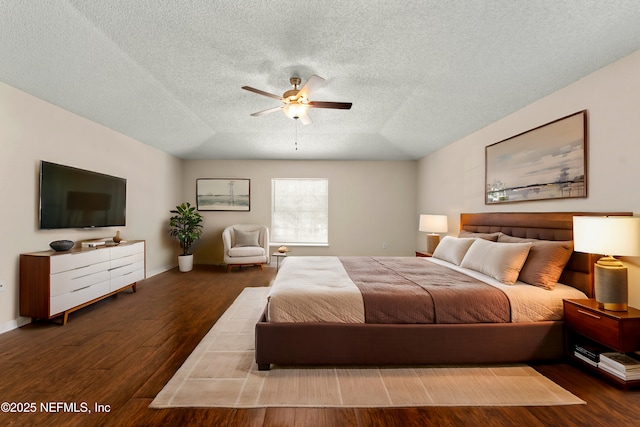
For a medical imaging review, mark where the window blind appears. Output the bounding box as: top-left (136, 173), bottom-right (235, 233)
top-left (271, 178), bottom-right (328, 245)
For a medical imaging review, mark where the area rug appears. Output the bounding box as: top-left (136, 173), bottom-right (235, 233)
top-left (150, 287), bottom-right (585, 408)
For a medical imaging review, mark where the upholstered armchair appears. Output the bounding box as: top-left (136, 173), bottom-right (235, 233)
top-left (222, 225), bottom-right (270, 272)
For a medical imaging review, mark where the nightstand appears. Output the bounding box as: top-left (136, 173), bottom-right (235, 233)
top-left (563, 299), bottom-right (640, 389)
top-left (415, 251), bottom-right (432, 257)
top-left (272, 252), bottom-right (288, 271)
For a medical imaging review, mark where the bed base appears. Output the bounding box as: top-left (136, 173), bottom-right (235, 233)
top-left (255, 311), bottom-right (563, 370)
top-left (256, 212), bottom-right (631, 370)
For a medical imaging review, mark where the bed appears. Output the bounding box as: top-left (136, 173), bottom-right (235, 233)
top-left (255, 212), bottom-right (629, 370)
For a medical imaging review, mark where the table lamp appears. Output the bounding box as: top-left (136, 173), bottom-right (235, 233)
top-left (419, 214), bottom-right (448, 254)
top-left (573, 216), bottom-right (640, 311)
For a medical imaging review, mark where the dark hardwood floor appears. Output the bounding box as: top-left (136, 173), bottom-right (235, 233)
top-left (1, 265), bottom-right (639, 426)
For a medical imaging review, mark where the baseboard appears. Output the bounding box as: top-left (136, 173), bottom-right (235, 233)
top-left (0, 316), bottom-right (31, 335)
top-left (146, 264), bottom-right (175, 278)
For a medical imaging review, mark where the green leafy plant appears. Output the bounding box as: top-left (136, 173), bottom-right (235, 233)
top-left (169, 202), bottom-right (203, 256)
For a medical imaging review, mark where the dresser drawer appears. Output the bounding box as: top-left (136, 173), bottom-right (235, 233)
top-left (110, 265), bottom-right (144, 291)
top-left (110, 260), bottom-right (144, 279)
top-left (50, 261), bottom-right (111, 297)
top-left (50, 280), bottom-right (111, 315)
top-left (110, 242), bottom-right (144, 259)
top-left (50, 250), bottom-right (110, 274)
top-left (564, 302), bottom-right (621, 349)
top-left (110, 251), bottom-right (144, 270)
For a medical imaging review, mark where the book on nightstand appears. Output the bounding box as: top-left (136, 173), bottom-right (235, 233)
top-left (598, 352), bottom-right (640, 380)
top-left (573, 343), bottom-right (604, 366)
top-left (574, 352), bottom-right (598, 367)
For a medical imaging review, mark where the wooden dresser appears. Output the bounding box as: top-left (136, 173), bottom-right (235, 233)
top-left (20, 241), bottom-right (145, 325)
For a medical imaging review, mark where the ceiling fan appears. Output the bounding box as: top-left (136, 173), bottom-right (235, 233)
top-left (241, 75), bottom-right (352, 125)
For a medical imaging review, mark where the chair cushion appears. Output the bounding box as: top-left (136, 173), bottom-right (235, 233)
top-left (234, 228), bottom-right (260, 247)
top-left (228, 246), bottom-right (266, 257)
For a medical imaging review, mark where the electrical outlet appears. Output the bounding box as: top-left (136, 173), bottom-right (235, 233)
top-left (0, 279), bottom-right (5, 292)
top-left (382, 243), bottom-right (388, 249)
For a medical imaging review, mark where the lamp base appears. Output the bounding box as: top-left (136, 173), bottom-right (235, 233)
top-left (600, 302), bottom-right (628, 311)
top-left (426, 234), bottom-right (440, 254)
top-left (594, 258), bottom-right (628, 312)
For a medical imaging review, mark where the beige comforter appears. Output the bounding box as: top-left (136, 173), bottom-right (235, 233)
top-left (266, 256), bottom-right (587, 323)
top-left (267, 256), bottom-right (365, 323)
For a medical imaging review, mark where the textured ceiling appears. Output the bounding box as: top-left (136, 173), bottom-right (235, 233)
top-left (2, 1), bottom-right (640, 160)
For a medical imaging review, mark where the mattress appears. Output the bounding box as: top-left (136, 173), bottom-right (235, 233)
top-left (266, 256), bottom-right (587, 323)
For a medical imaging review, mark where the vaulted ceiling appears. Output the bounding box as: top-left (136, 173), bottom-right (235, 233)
top-left (2, 1), bottom-right (640, 160)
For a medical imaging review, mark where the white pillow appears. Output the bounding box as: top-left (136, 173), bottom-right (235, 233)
top-left (432, 236), bottom-right (476, 265)
top-left (460, 239), bottom-right (532, 285)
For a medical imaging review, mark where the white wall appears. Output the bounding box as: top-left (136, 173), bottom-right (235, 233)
top-left (417, 49), bottom-right (640, 307)
top-left (0, 82), bottom-right (183, 332)
top-left (182, 160), bottom-right (418, 264)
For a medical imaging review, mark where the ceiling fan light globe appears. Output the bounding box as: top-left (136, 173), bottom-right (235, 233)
top-left (283, 103), bottom-right (308, 120)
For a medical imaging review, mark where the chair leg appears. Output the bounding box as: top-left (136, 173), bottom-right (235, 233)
top-left (227, 264), bottom-right (266, 272)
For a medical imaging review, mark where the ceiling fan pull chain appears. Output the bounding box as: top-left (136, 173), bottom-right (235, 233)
top-left (295, 120), bottom-right (298, 151)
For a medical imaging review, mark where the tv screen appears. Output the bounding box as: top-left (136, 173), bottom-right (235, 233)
top-left (39, 161), bottom-right (126, 229)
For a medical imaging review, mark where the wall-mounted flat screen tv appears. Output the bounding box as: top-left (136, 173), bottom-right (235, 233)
top-left (39, 161), bottom-right (126, 229)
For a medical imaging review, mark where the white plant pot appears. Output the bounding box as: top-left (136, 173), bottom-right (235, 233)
top-left (178, 254), bottom-right (193, 272)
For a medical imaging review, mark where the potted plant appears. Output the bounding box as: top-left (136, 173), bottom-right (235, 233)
top-left (169, 202), bottom-right (203, 272)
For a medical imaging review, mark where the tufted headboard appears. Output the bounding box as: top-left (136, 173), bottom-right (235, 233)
top-left (459, 212), bottom-right (632, 298)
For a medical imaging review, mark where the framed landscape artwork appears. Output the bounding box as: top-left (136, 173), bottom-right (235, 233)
top-left (485, 110), bottom-right (587, 204)
top-left (196, 178), bottom-right (250, 211)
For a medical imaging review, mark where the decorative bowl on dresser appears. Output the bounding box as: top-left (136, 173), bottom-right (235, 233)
top-left (49, 240), bottom-right (74, 251)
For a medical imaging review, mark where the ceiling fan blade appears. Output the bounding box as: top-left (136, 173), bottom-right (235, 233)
top-left (297, 75), bottom-right (325, 100)
top-left (242, 86), bottom-right (283, 101)
top-left (299, 113), bottom-right (312, 126)
top-left (250, 106), bottom-right (283, 117)
top-left (308, 101), bottom-right (352, 110)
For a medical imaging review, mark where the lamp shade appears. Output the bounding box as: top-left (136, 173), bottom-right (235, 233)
top-left (573, 216), bottom-right (640, 256)
top-left (419, 214), bottom-right (448, 233)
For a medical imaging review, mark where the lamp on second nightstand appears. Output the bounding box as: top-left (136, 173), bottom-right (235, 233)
top-left (573, 216), bottom-right (640, 311)
top-left (419, 214), bottom-right (448, 254)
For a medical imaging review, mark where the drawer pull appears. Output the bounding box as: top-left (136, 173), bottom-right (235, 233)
top-left (71, 285), bottom-right (91, 293)
top-left (577, 309), bottom-right (601, 320)
top-left (109, 263), bottom-right (132, 271)
top-left (71, 272), bottom-right (98, 280)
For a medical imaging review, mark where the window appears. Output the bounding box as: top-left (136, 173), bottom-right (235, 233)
top-left (271, 178), bottom-right (328, 245)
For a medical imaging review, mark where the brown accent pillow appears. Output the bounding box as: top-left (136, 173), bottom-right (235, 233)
top-left (497, 234), bottom-right (573, 290)
top-left (458, 230), bottom-right (500, 241)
